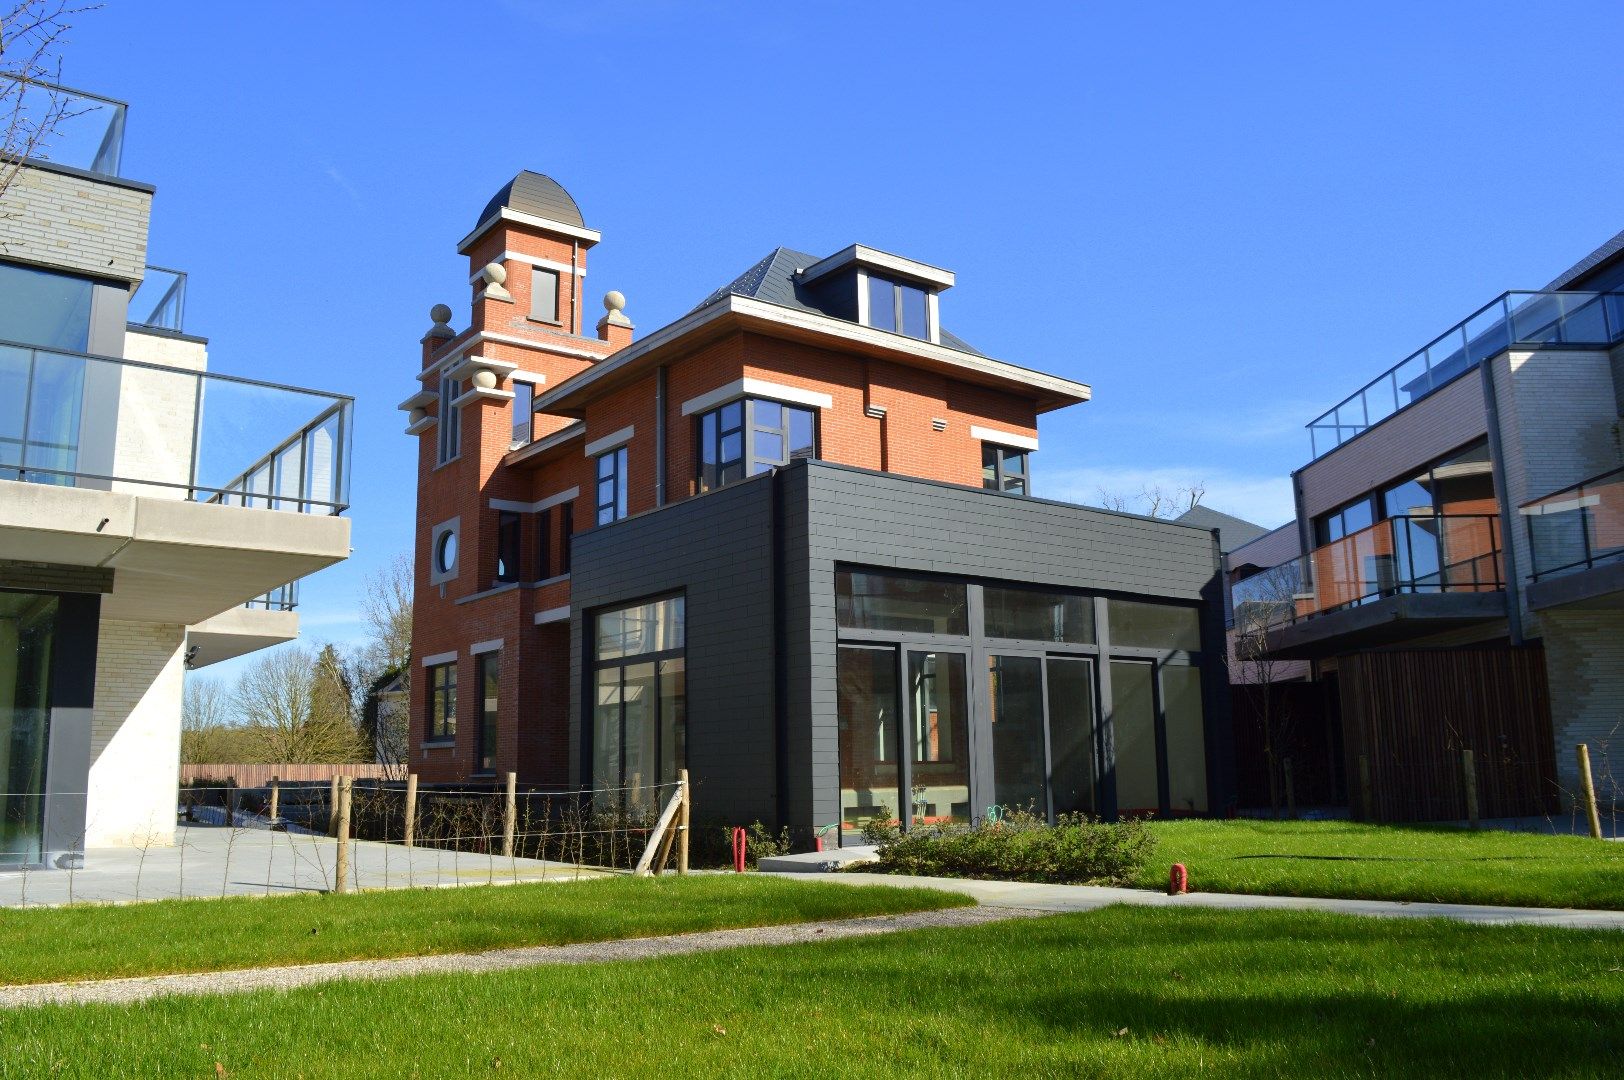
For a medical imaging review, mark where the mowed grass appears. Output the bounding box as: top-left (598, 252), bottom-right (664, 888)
top-left (4, 907), bottom-right (1621, 1078)
top-left (1141, 819), bottom-right (1624, 909)
top-left (0, 875), bottom-right (967, 987)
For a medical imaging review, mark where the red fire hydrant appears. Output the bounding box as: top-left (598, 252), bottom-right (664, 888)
top-left (1168, 862), bottom-right (1189, 896)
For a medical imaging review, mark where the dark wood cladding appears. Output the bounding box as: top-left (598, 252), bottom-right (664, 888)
top-left (1299, 373), bottom-right (1488, 520)
top-left (1340, 646), bottom-right (1556, 822)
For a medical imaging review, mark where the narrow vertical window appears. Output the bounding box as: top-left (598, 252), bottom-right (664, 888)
top-left (537, 506), bottom-right (552, 580)
top-left (427, 662), bottom-right (457, 740)
top-left (596, 447), bottom-right (629, 524)
top-left (560, 501), bottom-right (574, 573)
top-left (496, 511), bottom-right (521, 583)
top-left (476, 652), bottom-right (500, 774)
top-left (511, 381), bottom-right (534, 445)
top-left (437, 375), bottom-right (462, 464)
top-left (531, 266), bottom-right (559, 323)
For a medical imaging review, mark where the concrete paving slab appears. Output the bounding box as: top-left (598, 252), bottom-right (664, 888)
top-left (0, 823), bottom-right (611, 908)
top-left (790, 872), bottom-right (1624, 931)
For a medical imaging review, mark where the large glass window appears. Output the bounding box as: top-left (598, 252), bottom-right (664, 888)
top-left (697, 397), bottom-right (816, 492)
top-left (593, 595), bottom-right (685, 811)
top-left (838, 646), bottom-right (901, 839)
top-left (0, 264), bottom-right (93, 352)
top-left (836, 570), bottom-right (968, 635)
top-left (1162, 665), bottom-right (1207, 815)
top-left (1046, 657), bottom-right (1097, 816)
top-left (1314, 496), bottom-right (1374, 545)
top-left (1110, 661), bottom-right (1160, 816)
top-left (981, 444), bottom-right (1030, 495)
top-left (0, 346), bottom-right (86, 484)
top-left (1108, 599), bottom-right (1201, 652)
top-left (1, 592), bottom-right (56, 867)
top-left (496, 511), bottom-right (521, 583)
top-left (596, 446), bottom-right (628, 524)
top-left (476, 652), bottom-right (499, 774)
top-left (427, 662), bottom-right (456, 741)
top-left (984, 587), bottom-right (1093, 644)
top-left (865, 273), bottom-right (931, 341)
top-left (908, 650), bottom-right (970, 824)
top-left (987, 655), bottom-right (1046, 815)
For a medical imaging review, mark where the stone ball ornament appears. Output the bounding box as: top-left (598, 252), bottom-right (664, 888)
top-left (472, 368), bottom-right (499, 390)
top-left (604, 289), bottom-right (626, 312)
top-left (430, 303), bottom-right (452, 324)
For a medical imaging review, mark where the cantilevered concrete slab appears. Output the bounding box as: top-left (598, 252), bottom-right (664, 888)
top-left (0, 482), bottom-right (349, 625)
top-left (1262, 591), bottom-right (1507, 660)
top-left (186, 606), bottom-right (301, 668)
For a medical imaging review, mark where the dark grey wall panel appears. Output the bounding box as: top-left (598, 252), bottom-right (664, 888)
top-left (568, 475), bottom-right (779, 828)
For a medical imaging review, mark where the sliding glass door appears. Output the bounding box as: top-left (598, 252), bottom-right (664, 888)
top-left (906, 650), bottom-right (971, 825)
top-left (837, 645), bottom-right (901, 841)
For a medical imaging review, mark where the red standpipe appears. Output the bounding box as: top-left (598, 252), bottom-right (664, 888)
top-left (1168, 863), bottom-right (1189, 895)
top-left (732, 826), bottom-right (747, 873)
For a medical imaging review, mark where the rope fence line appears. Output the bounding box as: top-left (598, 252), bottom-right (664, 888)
top-left (1, 773), bottom-right (692, 908)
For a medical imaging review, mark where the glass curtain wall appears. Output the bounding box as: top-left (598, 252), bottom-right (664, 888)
top-left (1, 592), bottom-right (57, 867)
top-left (835, 571), bottom-right (1206, 835)
top-left (592, 596), bottom-right (685, 812)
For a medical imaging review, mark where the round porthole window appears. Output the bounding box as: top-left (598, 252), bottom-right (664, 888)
top-left (435, 530), bottom-right (458, 574)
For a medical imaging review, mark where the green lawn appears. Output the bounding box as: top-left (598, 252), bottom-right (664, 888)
top-left (3, 907), bottom-right (1620, 1078)
top-left (1141, 819), bottom-right (1624, 909)
top-left (0, 876), bottom-right (966, 987)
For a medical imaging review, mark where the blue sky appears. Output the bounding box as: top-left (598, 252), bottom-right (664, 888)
top-left (64, 1), bottom-right (1624, 672)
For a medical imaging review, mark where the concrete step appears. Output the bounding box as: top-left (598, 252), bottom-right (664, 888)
top-left (757, 846), bottom-right (878, 873)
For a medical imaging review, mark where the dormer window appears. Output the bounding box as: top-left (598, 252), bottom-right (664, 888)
top-left (865, 273), bottom-right (930, 340)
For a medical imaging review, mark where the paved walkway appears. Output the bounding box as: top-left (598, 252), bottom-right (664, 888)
top-left (0, 905), bottom-right (1034, 1009)
top-left (799, 872), bottom-right (1624, 930)
top-left (0, 824), bottom-right (609, 908)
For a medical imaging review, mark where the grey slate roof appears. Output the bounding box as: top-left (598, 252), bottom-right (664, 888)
top-left (1544, 226), bottom-right (1624, 291)
top-left (692, 246), bottom-right (984, 357)
top-left (1174, 504), bottom-right (1270, 554)
top-left (479, 171), bottom-right (586, 231)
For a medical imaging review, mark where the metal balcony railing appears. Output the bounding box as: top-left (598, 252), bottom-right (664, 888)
top-left (128, 266), bottom-right (187, 333)
top-left (0, 76), bottom-right (126, 178)
top-left (246, 580), bottom-right (299, 611)
top-left (1521, 465), bottom-right (1624, 581)
top-left (1231, 514), bottom-right (1503, 629)
top-left (0, 338), bottom-right (352, 514)
top-left (1307, 291), bottom-right (1624, 461)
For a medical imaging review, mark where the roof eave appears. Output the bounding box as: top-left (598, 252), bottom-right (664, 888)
top-left (457, 207), bottom-right (603, 255)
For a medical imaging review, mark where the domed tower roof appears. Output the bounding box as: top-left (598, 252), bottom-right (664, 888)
top-left (477, 171), bottom-right (585, 231)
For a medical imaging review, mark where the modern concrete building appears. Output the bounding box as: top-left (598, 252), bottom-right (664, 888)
top-left (1225, 229), bottom-right (1624, 820)
top-left (0, 81), bottom-right (353, 867)
top-left (403, 172), bottom-right (1231, 842)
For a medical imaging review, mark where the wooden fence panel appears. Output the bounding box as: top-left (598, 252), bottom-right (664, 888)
top-left (1340, 646), bottom-right (1556, 822)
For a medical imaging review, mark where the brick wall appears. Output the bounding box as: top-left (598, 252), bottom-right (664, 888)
top-left (85, 619), bottom-right (185, 847)
top-left (1541, 608), bottom-right (1624, 811)
top-left (0, 164), bottom-right (151, 283)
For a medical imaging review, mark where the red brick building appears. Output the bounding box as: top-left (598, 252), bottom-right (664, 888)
top-left (402, 172), bottom-right (1230, 839)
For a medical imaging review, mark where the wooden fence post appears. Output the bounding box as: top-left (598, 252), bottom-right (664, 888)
top-left (502, 772), bottom-right (517, 859)
top-left (1359, 755), bottom-right (1374, 822)
top-left (678, 769), bottom-right (691, 876)
top-left (1577, 743), bottom-right (1604, 840)
top-left (334, 776), bottom-right (353, 894)
top-left (1462, 748), bottom-right (1479, 829)
top-left (328, 775), bottom-right (341, 837)
top-left (403, 773), bottom-right (418, 848)
top-left (1282, 758), bottom-right (1296, 820)
top-left (268, 779), bottom-right (280, 823)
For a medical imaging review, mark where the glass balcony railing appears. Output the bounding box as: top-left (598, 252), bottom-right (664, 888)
top-left (0, 338), bottom-right (352, 514)
top-left (128, 266), bottom-right (187, 333)
top-left (1521, 466), bottom-right (1624, 581)
top-left (246, 580), bottom-right (300, 611)
top-left (0, 76), bottom-right (126, 178)
top-left (1232, 514), bottom-right (1503, 630)
top-left (1308, 291), bottom-right (1624, 461)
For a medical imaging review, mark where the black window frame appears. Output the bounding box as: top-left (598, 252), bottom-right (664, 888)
top-left (436, 375), bottom-right (461, 465)
top-left (596, 447), bottom-right (629, 525)
top-left (426, 661), bottom-right (457, 741)
top-left (696, 397), bottom-right (817, 493)
top-left (981, 443), bottom-right (1030, 495)
top-left (537, 506), bottom-right (552, 581)
top-left (589, 593), bottom-right (686, 809)
top-left (560, 501), bottom-right (574, 573)
top-left (511, 381), bottom-right (535, 446)
top-left (475, 651), bottom-right (499, 774)
top-left (495, 510), bottom-right (522, 583)
top-left (864, 273), bottom-right (931, 341)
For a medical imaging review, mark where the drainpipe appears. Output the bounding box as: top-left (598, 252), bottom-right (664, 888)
top-left (655, 365), bottom-right (668, 507)
top-left (570, 241), bottom-right (580, 334)
top-left (1478, 357), bottom-right (1525, 645)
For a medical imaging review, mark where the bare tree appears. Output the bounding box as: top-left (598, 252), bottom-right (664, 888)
top-left (233, 646), bottom-right (369, 764)
top-left (356, 553), bottom-right (412, 774)
top-left (180, 677), bottom-right (239, 764)
top-left (1231, 561), bottom-right (1301, 817)
top-left (1, 2), bottom-right (101, 203)
top-left (1095, 480), bottom-right (1208, 519)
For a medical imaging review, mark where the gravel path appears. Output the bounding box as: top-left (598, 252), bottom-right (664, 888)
top-left (0, 904), bottom-right (1041, 1009)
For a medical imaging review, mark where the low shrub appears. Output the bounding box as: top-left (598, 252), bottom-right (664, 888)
top-left (865, 810), bottom-right (1155, 885)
